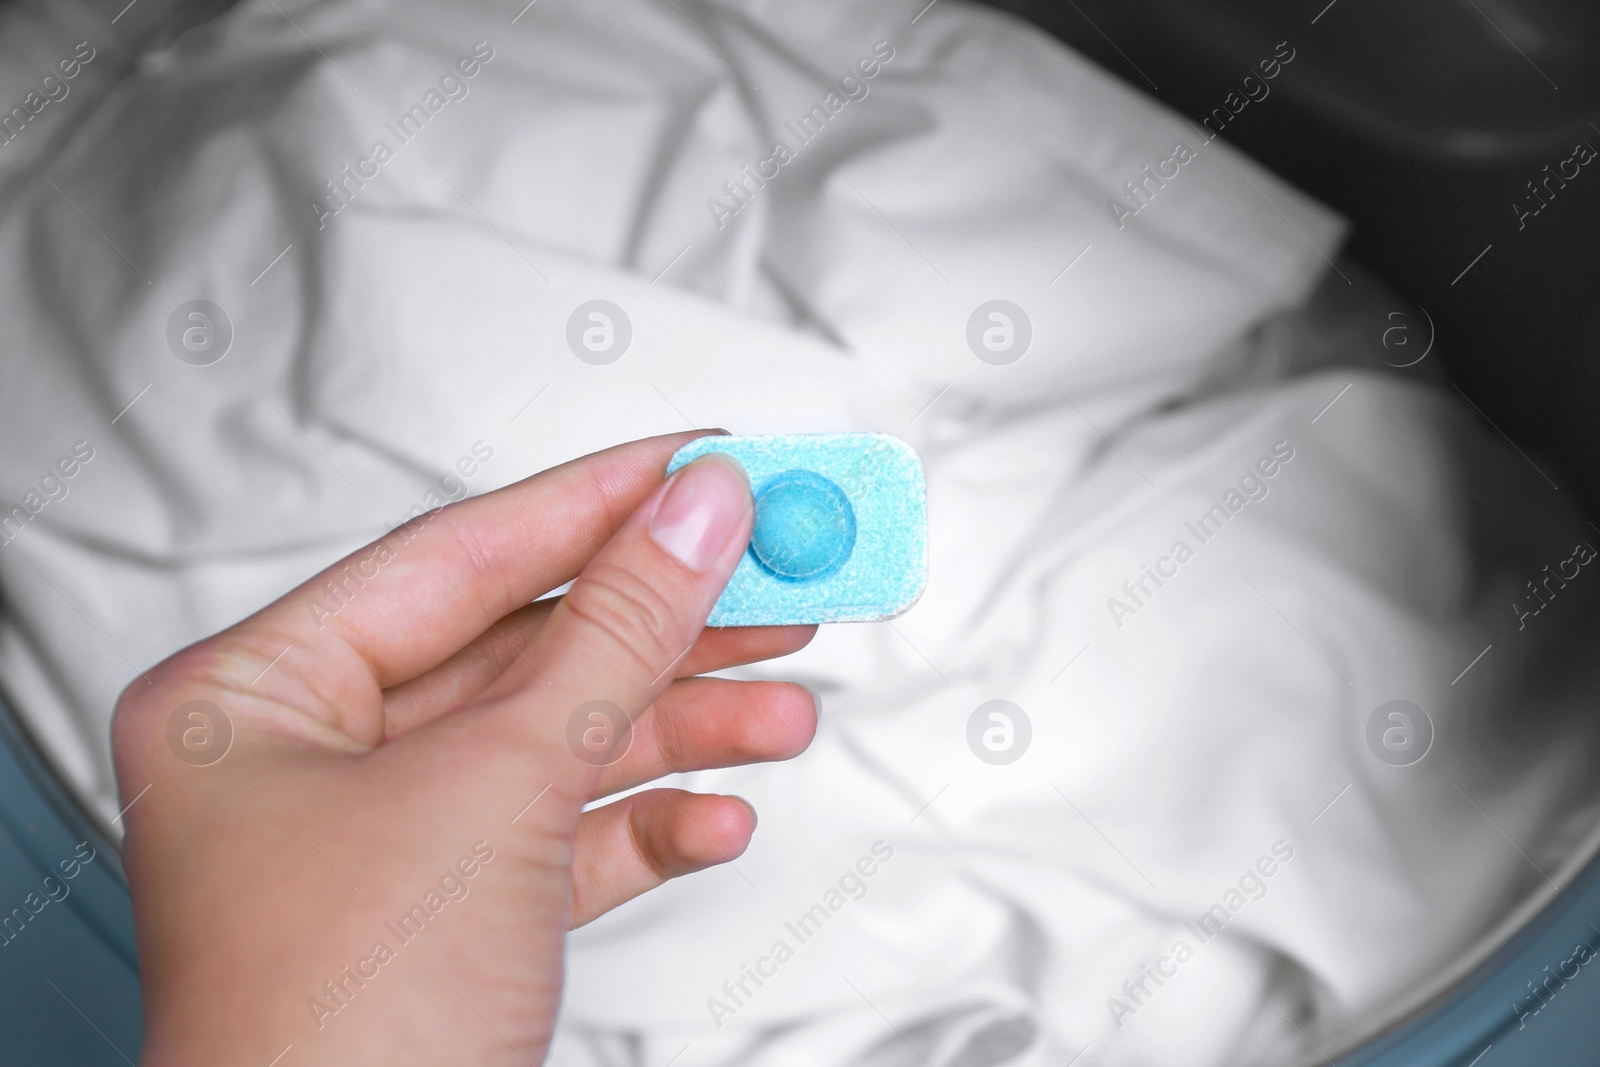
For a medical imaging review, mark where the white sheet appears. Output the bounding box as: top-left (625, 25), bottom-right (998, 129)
top-left (3, 1), bottom-right (1600, 1063)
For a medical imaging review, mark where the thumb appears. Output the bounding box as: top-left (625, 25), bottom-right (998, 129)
top-left (483, 453), bottom-right (754, 762)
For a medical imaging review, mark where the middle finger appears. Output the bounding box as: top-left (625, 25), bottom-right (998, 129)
top-left (590, 676), bottom-right (817, 799)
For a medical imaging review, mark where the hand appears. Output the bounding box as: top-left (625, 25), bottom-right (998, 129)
top-left (113, 432), bottom-right (818, 1065)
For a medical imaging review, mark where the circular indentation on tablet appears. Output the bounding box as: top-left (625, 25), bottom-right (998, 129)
top-left (750, 470), bottom-right (856, 582)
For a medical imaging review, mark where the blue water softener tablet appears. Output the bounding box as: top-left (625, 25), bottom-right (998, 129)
top-left (665, 433), bottom-right (928, 626)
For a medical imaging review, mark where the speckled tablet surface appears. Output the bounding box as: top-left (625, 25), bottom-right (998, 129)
top-left (666, 434), bottom-right (928, 626)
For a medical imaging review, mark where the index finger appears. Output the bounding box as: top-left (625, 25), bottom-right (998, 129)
top-left (480, 454), bottom-right (755, 751)
top-left (239, 431), bottom-right (716, 705)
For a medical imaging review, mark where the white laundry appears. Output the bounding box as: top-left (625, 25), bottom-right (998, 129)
top-left (2, 1), bottom-right (1599, 1064)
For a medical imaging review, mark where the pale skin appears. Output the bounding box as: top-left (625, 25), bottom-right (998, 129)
top-left (113, 432), bottom-right (818, 1065)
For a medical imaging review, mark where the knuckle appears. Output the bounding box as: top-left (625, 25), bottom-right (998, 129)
top-left (442, 514), bottom-right (511, 606)
top-left (110, 680), bottom-right (156, 762)
top-left (109, 644), bottom-right (222, 768)
top-left (564, 560), bottom-right (686, 674)
top-left (577, 458), bottom-right (633, 539)
top-left (651, 694), bottom-right (692, 769)
top-left (626, 796), bottom-right (671, 882)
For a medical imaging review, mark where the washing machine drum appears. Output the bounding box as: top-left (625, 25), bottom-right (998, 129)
top-left (3, 0), bottom-right (1600, 1065)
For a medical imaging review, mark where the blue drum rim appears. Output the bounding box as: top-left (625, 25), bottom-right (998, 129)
top-left (0, 684), bottom-right (135, 971)
top-left (4, 680), bottom-right (1600, 1064)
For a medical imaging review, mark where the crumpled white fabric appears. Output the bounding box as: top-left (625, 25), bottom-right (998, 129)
top-left (3, 0), bottom-right (1600, 1064)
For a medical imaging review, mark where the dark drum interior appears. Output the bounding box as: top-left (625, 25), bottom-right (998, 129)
top-left (987, 0), bottom-right (1600, 516)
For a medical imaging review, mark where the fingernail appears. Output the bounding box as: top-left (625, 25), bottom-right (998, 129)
top-left (798, 683), bottom-right (822, 720)
top-left (649, 455), bottom-right (750, 571)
